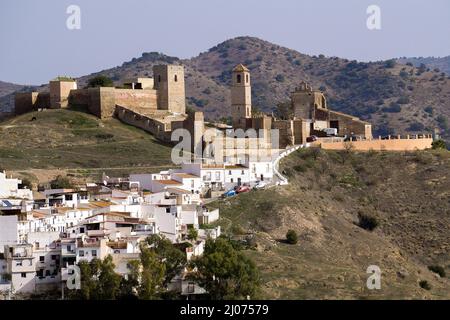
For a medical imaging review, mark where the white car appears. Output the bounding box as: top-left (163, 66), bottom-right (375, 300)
top-left (254, 181), bottom-right (267, 190)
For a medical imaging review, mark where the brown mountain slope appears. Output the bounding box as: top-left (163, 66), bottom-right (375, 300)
top-left (0, 80), bottom-right (25, 98)
top-left (398, 56), bottom-right (450, 75)
top-left (185, 37), bottom-right (450, 139)
top-left (209, 148), bottom-right (450, 299)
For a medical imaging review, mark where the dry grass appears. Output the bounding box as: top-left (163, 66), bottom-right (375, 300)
top-left (209, 148), bottom-right (450, 299)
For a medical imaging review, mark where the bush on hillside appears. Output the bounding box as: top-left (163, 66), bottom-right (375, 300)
top-left (431, 139), bottom-right (446, 150)
top-left (87, 75), bottom-right (114, 88)
top-left (357, 212), bottom-right (379, 231)
top-left (419, 280), bottom-right (431, 290)
top-left (50, 175), bottom-right (74, 189)
top-left (428, 265), bottom-right (446, 278)
top-left (286, 230), bottom-right (298, 244)
top-left (384, 59), bottom-right (396, 68)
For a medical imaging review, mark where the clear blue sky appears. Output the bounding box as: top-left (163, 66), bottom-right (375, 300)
top-left (1, 0), bottom-right (449, 85)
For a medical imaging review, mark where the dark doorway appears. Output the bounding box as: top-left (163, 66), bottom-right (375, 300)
top-left (330, 120), bottom-right (339, 130)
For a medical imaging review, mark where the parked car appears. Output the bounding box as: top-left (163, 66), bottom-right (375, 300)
top-left (306, 135), bottom-right (318, 142)
top-left (236, 185), bottom-right (250, 193)
top-left (253, 181), bottom-right (267, 190)
top-left (222, 189), bottom-right (237, 197)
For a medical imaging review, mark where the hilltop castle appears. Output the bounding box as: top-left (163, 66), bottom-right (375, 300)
top-left (15, 63), bottom-right (375, 155)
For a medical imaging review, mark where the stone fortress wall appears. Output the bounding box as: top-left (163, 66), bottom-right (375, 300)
top-left (14, 63), bottom-right (432, 153)
top-left (14, 65), bottom-right (185, 120)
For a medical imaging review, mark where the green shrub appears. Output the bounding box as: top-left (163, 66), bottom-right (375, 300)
top-left (50, 175), bottom-right (74, 189)
top-left (428, 265), bottom-right (446, 278)
top-left (424, 106), bottom-right (434, 115)
top-left (407, 122), bottom-right (425, 132)
top-left (432, 139), bottom-right (446, 150)
top-left (384, 59), bottom-right (396, 68)
top-left (293, 165), bottom-right (306, 173)
top-left (357, 213), bottom-right (379, 231)
top-left (397, 96), bottom-right (410, 104)
top-left (286, 230), bottom-right (298, 244)
top-left (275, 74), bottom-right (285, 82)
top-left (419, 280), bottom-right (431, 290)
top-left (87, 75), bottom-right (113, 88)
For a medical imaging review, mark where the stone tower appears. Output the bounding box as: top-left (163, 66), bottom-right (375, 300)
top-left (153, 65), bottom-right (186, 114)
top-left (49, 78), bottom-right (77, 109)
top-left (231, 64), bottom-right (252, 129)
top-left (292, 81), bottom-right (327, 120)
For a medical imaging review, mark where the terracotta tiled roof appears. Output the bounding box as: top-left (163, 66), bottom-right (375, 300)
top-left (155, 180), bottom-right (183, 185)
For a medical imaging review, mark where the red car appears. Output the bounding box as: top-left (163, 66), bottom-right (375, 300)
top-left (236, 185), bottom-right (250, 193)
top-left (306, 135), bottom-right (318, 142)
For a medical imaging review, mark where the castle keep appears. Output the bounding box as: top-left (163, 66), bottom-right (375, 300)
top-left (15, 65), bottom-right (186, 119)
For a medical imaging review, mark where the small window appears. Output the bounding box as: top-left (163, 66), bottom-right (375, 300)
top-left (215, 172), bottom-right (220, 180)
top-left (166, 207), bottom-right (171, 213)
top-left (39, 256), bottom-right (45, 262)
top-left (241, 170), bottom-right (245, 175)
top-left (92, 250), bottom-right (97, 257)
top-left (21, 272), bottom-right (26, 278)
top-left (237, 74), bottom-right (241, 83)
top-left (79, 250), bottom-right (84, 257)
top-left (228, 170), bottom-right (232, 175)
top-left (158, 75), bottom-right (161, 82)
top-left (174, 74), bottom-right (178, 82)
top-left (246, 74), bottom-right (249, 83)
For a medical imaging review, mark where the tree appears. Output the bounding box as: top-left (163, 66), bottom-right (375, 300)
top-left (50, 175), bottom-right (74, 189)
top-left (432, 139), bottom-right (447, 150)
top-left (119, 259), bottom-right (140, 299)
top-left (19, 178), bottom-right (33, 190)
top-left (286, 230), bottom-right (298, 244)
top-left (384, 59), bottom-right (396, 68)
top-left (189, 238), bottom-right (260, 300)
top-left (69, 255), bottom-right (121, 300)
top-left (97, 255), bottom-right (122, 299)
top-left (87, 75), bottom-right (114, 88)
top-left (144, 234), bottom-right (186, 286)
top-left (138, 247), bottom-right (166, 300)
top-left (187, 228), bottom-right (198, 241)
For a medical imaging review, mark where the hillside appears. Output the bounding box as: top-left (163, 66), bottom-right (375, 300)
top-left (398, 56), bottom-right (450, 75)
top-left (208, 148), bottom-right (450, 299)
top-left (66, 37), bottom-right (450, 141)
top-left (0, 107), bottom-right (173, 183)
top-left (0, 80), bottom-right (25, 98)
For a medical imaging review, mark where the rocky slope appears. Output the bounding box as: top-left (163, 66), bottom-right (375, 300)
top-left (398, 56), bottom-right (450, 75)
